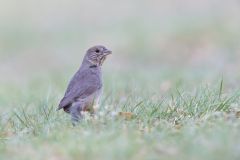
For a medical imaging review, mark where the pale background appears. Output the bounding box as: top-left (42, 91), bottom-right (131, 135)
top-left (0, 0), bottom-right (240, 85)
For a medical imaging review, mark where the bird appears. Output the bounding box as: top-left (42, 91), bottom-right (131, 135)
top-left (57, 45), bottom-right (112, 124)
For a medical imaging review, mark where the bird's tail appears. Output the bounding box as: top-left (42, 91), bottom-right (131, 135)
top-left (56, 105), bottom-right (70, 114)
top-left (56, 106), bottom-right (61, 111)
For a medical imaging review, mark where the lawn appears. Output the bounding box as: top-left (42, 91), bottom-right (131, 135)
top-left (0, 66), bottom-right (240, 160)
top-left (0, 0), bottom-right (240, 159)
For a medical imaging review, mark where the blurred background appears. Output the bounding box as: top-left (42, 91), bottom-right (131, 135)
top-left (0, 0), bottom-right (240, 90)
top-left (1, 1), bottom-right (240, 159)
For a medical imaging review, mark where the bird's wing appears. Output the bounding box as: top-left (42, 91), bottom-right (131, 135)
top-left (58, 70), bottom-right (101, 110)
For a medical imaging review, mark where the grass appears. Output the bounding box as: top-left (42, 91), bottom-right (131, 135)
top-left (0, 1), bottom-right (240, 159)
top-left (0, 70), bottom-right (240, 160)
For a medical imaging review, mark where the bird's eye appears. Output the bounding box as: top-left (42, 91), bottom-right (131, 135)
top-left (95, 49), bottom-right (100, 53)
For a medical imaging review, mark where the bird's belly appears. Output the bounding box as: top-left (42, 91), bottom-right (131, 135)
top-left (81, 89), bottom-right (102, 113)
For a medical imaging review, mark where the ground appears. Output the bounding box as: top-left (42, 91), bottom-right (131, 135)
top-left (0, 67), bottom-right (240, 160)
top-left (0, 0), bottom-right (240, 160)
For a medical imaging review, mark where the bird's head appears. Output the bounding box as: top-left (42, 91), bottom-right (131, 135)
top-left (84, 45), bottom-right (112, 67)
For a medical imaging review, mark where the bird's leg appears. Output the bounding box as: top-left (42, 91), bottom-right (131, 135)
top-left (69, 102), bottom-right (83, 126)
top-left (90, 104), bottom-right (99, 117)
top-left (89, 99), bottom-right (99, 117)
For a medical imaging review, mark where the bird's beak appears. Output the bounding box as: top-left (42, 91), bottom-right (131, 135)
top-left (103, 49), bottom-right (112, 56)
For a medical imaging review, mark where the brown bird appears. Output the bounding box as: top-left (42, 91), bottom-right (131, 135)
top-left (57, 45), bottom-right (112, 124)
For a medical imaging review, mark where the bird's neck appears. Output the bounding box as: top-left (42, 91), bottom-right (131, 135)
top-left (89, 64), bottom-right (98, 68)
top-left (80, 59), bottom-right (101, 71)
